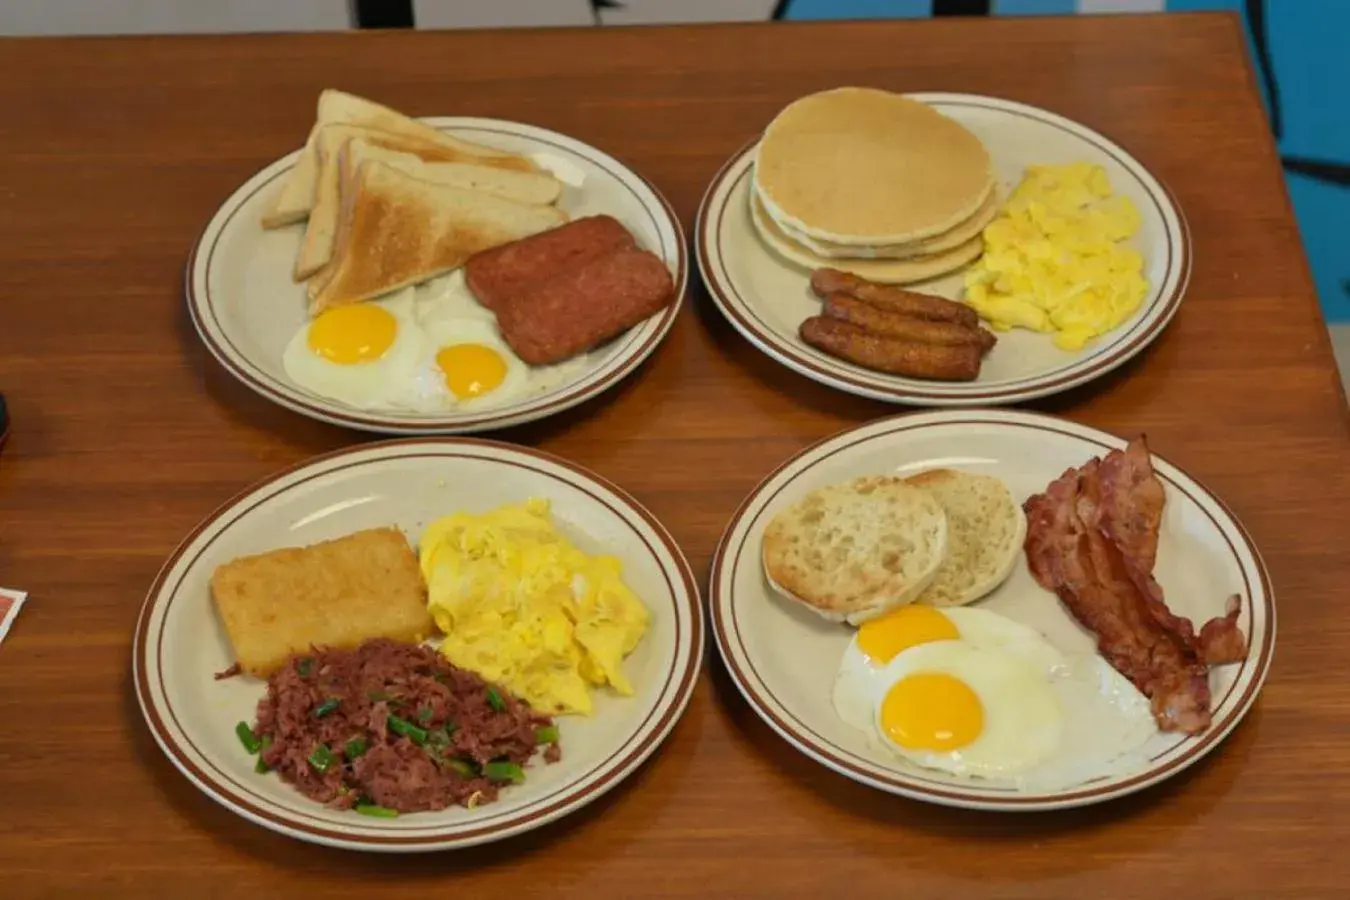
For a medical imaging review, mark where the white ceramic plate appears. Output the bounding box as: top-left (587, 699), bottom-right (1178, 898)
top-left (696, 93), bottom-right (1191, 406)
top-left (134, 439), bottom-right (703, 851)
top-left (710, 409), bottom-right (1274, 811)
top-left (188, 118), bottom-right (687, 434)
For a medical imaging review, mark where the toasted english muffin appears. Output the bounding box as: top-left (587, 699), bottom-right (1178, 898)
top-left (904, 468), bottom-right (1026, 608)
top-left (761, 475), bottom-right (948, 625)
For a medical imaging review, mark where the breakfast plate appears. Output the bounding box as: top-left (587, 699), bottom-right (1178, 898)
top-left (696, 93), bottom-right (1191, 406)
top-left (134, 439), bottom-right (703, 851)
top-left (188, 116), bottom-right (687, 434)
top-left (710, 409), bottom-right (1274, 811)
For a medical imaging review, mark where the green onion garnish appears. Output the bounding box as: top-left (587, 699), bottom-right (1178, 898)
top-left (344, 738), bottom-right (368, 759)
top-left (484, 761), bottom-right (526, 785)
top-left (486, 687), bottom-right (507, 713)
top-left (235, 721), bottom-right (263, 755)
top-left (297, 658), bottom-right (314, 677)
top-left (254, 734), bottom-right (273, 773)
top-left (417, 707), bottom-right (434, 724)
top-left (387, 714), bottom-right (428, 745)
top-left (535, 725), bottom-right (560, 745)
top-left (354, 804), bottom-right (399, 818)
top-left (308, 743), bottom-right (335, 773)
top-left (447, 758), bottom-right (479, 779)
top-left (313, 698), bottom-right (340, 719)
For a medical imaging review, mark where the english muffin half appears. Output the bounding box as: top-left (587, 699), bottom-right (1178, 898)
top-left (904, 468), bottom-right (1026, 608)
top-left (762, 475), bottom-right (948, 625)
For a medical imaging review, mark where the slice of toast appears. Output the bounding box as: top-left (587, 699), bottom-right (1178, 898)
top-left (262, 89), bottom-right (540, 230)
top-left (210, 527), bottom-right (435, 677)
top-left (761, 475), bottom-right (949, 625)
top-left (904, 469), bottom-right (1026, 608)
top-left (295, 134), bottom-right (563, 281)
top-left (307, 157), bottom-right (568, 315)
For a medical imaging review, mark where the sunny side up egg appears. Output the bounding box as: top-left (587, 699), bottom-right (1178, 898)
top-left (832, 605), bottom-right (1157, 786)
top-left (281, 287), bottom-right (425, 409)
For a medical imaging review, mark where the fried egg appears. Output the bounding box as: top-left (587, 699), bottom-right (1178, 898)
top-left (833, 604), bottom-right (1157, 785)
top-left (963, 162), bottom-right (1148, 352)
top-left (406, 317), bottom-right (532, 410)
top-left (281, 287), bottom-right (425, 409)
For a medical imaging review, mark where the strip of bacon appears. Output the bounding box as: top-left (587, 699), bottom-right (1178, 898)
top-left (1023, 436), bottom-right (1248, 735)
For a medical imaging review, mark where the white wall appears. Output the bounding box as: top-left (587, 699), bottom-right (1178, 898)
top-left (0, 0), bottom-right (353, 36)
top-left (412, 0), bottom-right (780, 29)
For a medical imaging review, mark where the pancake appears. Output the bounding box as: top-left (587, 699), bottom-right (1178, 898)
top-left (767, 181), bottom-right (1000, 261)
top-left (754, 87), bottom-right (993, 246)
top-left (749, 191), bottom-right (983, 285)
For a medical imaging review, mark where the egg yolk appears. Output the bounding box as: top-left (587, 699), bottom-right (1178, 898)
top-left (880, 672), bottom-right (984, 751)
top-left (857, 605), bottom-right (960, 665)
top-left (437, 343), bottom-right (508, 400)
top-left (307, 305), bottom-right (397, 365)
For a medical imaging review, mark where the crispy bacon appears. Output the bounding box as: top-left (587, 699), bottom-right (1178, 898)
top-left (1023, 436), bottom-right (1248, 735)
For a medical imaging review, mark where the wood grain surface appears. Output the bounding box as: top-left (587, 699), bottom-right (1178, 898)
top-left (2, 12), bottom-right (1348, 899)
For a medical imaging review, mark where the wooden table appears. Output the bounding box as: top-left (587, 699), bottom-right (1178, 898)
top-left (2, 12), bottom-right (1348, 899)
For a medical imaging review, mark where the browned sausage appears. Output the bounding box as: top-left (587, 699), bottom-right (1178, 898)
top-left (799, 316), bottom-right (982, 382)
top-left (810, 267), bottom-right (979, 329)
top-left (496, 248), bottom-right (674, 366)
top-left (822, 293), bottom-right (996, 354)
top-left (465, 215), bottom-right (636, 312)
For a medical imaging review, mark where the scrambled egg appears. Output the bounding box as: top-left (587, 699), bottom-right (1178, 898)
top-left (963, 163), bottom-right (1148, 351)
top-left (420, 498), bottom-right (650, 716)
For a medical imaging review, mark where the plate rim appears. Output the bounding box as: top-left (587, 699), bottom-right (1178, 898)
top-left (132, 437), bottom-right (705, 851)
top-left (694, 92), bottom-right (1193, 407)
top-left (186, 116), bottom-right (689, 435)
top-left (708, 408), bottom-right (1276, 812)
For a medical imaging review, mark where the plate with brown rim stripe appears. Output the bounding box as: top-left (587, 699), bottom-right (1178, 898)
top-left (133, 439), bottom-right (702, 850)
top-left (696, 93), bottom-right (1190, 407)
top-left (710, 409), bottom-right (1274, 811)
top-left (188, 117), bottom-right (687, 435)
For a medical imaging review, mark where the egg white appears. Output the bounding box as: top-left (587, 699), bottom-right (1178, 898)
top-left (281, 287), bottom-right (425, 410)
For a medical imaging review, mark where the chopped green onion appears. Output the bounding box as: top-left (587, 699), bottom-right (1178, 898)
top-left (387, 715), bottom-right (428, 745)
top-left (254, 734), bottom-right (273, 773)
top-left (447, 757), bottom-right (479, 779)
top-left (535, 725), bottom-right (560, 745)
top-left (313, 698), bottom-right (341, 719)
top-left (297, 658), bottom-right (314, 677)
top-left (367, 691), bottom-right (390, 702)
top-left (486, 687), bottom-right (507, 713)
top-left (235, 721), bottom-right (263, 755)
top-left (417, 707), bottom-right (434, 724)
top-left (355, 804), bottom-right (399, 818)
top-left (484, 761), bottom-right (526, 785)
top-left (345, 738), bottom-right (368, 759)
top-left (308, 743), bottom-right (335, 774)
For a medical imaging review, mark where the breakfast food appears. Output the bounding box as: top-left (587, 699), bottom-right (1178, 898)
top-left (904, 469), bottom-right (1026, 608)
top-left (964, 162), bottom-right (1148, 351)
top-left (297, 134), bottom-right (563, 280)
top-left (751, 87), bottom-right (995, 284)
top-left (263, 88), bottom-right (539, 229)
top-left (494, 247), bottom-right (675, 366)
top-left (800, 268), bottom-right (996, 381)
top-left (465, 215), bottom-right (636, 313)
top-left (1023, 437), bottom-right (1248, 733)
top-left (244, 639), bottom-right (559, 815)
top-left (762, 476), bottom-right (948, 625)
top-left (281, 283), bottom-right (582, 411)
top-left (420, 499), bottom-right (650, 716)
top-left (210, 528), bottom-right (433, 677)
top-left (833, 605), bottom-right (1155, 785)
top-left (308, 158), bottom-right (567, 314)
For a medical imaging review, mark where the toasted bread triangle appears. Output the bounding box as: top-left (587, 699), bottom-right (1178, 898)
top-left (306, 157), bottom-right (567, 316)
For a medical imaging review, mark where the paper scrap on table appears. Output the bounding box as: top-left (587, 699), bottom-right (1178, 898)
top-left (0, 588), bottom-right (27, 646)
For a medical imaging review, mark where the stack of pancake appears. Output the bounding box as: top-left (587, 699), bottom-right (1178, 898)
top-left (750, 87), bottom-right (997, 285)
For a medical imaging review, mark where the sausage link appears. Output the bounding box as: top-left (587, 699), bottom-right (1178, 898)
top-left (810, 267), bottom-right (979, 328)
top-left (823, 293), bottom-right (996, 354)
top-left (799, 316), bottom-right (982, 382)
